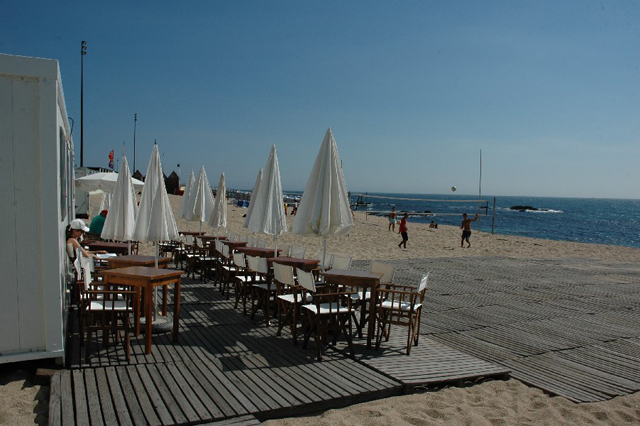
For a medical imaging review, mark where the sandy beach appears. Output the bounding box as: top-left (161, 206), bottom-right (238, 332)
top-left (2, 193), bottom-right (639, 425)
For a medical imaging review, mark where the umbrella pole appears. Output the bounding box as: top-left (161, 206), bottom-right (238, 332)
top-left (322, 237), bottom-right (327, 272)
top-left (154, 243), bottom-right (158, 320)
top-left (274, 235), bottom-right (278, 256)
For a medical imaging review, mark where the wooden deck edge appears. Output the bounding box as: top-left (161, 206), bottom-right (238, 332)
top-left (199, 414), bottom-right (262, 425)
top-left (402, 371), bottom-right (511, 394)
top-left (251, 386), bottom-right (402, 422)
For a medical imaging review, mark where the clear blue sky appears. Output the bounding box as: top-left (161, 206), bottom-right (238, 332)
top-left (3, 1), bottom-right (639, 199)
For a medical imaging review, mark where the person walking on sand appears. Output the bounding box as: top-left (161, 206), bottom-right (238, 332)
top-left (460, 213), bottom-right (479, 248)
top-left (398, 212), bottom-right (408, 249)
top-left (388, 207), bottom-right (397, 231)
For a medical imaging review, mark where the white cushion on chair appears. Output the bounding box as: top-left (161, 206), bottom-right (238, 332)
top-left (301, 302), bottom-right (353, 315)
top-left (278, 293), bottom-right (312, 304)
top-left (89, 300), bottom-right (130, 311)
top-left (380, 300), bottom-right (421, 312)
top-left (349, 290), bottom-right (372, 301)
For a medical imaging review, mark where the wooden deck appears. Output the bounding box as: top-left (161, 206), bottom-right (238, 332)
top-left (51, 265), bottom-right (508, 425)
top-left (374, 256), bottom-right (640, 403)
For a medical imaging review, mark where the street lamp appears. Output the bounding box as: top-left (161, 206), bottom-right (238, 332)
top-left (133, 113), bottom-right (137, 172)
top-left (80, 40), bottom-right (87, 167)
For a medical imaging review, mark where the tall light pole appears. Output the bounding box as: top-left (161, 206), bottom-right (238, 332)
top-left (133, 113), bottom-right (137, 172)
top-left (80, 40), bottom-right (87, 167)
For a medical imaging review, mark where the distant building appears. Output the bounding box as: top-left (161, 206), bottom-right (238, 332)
top-left (165, 171), bottom-right (180, 194)
top-left (132, 170), bottom-right (144, 182)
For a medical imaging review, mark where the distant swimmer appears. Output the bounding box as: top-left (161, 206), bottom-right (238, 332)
top-left (429, 220), bottom-right (437, 229)
top-left (388, 207), bottom-right (397, 231)
top-left (460, 213), bottom-right (478, 248)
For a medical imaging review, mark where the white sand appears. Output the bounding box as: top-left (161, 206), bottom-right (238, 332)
top-left (2, 193), bottom-right (638, 425)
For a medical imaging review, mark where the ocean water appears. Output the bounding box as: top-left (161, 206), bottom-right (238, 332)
top-left (347, 193), bottom-right (640, 249)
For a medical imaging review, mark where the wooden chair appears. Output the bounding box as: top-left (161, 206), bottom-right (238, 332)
top-left (329, 254), bottom-right (352, 270)
top-left (349, 262), bottom-right (395, 335)
top-left (289, 245), bottom-right (306, 258)
top-left (274, 263), bottom-right (310, 345)
top-left (234, 252), bottom-right (258, 314)
top-left (81, 261), bottom-right (135, 362)
top-left (375, 272), bottom-right (430, 355)
top-left (298, 269), bottom-right (356, 361)
top-left (249, 256), bottom-right (275, 326)
top-left (277, 244), bottom-right (291, 257)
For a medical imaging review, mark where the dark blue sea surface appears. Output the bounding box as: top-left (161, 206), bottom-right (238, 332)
top-left (346, 193), bottom-right (640, 249)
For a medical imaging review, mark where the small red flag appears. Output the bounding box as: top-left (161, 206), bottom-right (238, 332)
top-left (108, 150), bottom-right (114, 169)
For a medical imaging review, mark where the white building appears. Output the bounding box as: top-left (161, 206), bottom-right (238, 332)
top-left (0, 53), bottom-right (75, 365)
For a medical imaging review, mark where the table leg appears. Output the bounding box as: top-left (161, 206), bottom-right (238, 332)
top-left (367, 285), bottom-right (377, 348)
top-left (144, 284), bottom-right (152, 354)
top-left (173, 277), bottom-right (181, 343)
top-left (358, 287), bottom-right (367, 338)
top-left (134, 287), bottom-right (141, 336)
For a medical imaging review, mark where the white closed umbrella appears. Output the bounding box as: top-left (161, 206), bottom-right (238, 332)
top-left (101, 156), bottom-right (138, 251)
top-left (76, 172), bottom-right (144, 193)
top-left (99, 192), bottom-right (112, 211)
top-left (178, 170), bottom-right (195, 219)
top-left (132, 144), bottom-right (179, 329)
top-left (291, 128), bottom-right (354, 268)
top-left (243, 168), bottom-right (263, 229)
top-left (208, 172), bottom-right (227, 231)
top-left (184, 165), bottom-right (215, 232)
top-left (247, 145), bottom-right (287, 252)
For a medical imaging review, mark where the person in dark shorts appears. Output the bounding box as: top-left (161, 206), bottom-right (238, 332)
top-left (398, 213), bottom-right (408, 249)
top-left (460, 213), bottom-right (479, 248)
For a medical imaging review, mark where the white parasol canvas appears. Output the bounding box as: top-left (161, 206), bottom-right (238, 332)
top-left (133, 144), bottom-right (179, 246)
top-left (183, 165), bottom-right (215, 232)
top-left (76, 172), bottom-right (144, 193)
top-left (208, 172), bottom-right (227, 231)
top-left (178, 169), bottom-right (195, 219)
top-left (243, 168), bottom-right (263, 229)
top-left (247, 145), bottom-right (287, 252)
top-left (291, 128), bottom-right (354, 267)
top-left (99, 192), bottom-right (112, 211)
top-left (100, 156), bottom-right (138, 245)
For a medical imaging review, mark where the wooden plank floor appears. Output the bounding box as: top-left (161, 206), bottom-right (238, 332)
top-left (53, 266), bottom-right (506, 425)
top-left (365, 256), bottom-right (640, 403)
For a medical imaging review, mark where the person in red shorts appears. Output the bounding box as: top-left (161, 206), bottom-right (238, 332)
top-left (398, 212), bottom-right (408, 249)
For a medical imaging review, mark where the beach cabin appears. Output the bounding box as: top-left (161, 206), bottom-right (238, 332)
top-left (0, 53), bottom-right (75, 365)
top-left (165, 171), bottom-right (180, 194)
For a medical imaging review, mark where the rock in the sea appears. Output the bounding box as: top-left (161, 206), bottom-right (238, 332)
top-left (510, 205), bottom-right (537, 211)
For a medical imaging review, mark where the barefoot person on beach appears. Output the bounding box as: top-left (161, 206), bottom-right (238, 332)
top-left (460, 213), bottom-right (479, 248)
top-left (398, 212), bottom-right (408, 249)
top-left (388, 207), bottom-right (397, 231)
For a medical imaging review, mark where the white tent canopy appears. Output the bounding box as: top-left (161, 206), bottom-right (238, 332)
top-left (75, 172), bottom-right (144, 193)
top-left (101, 156), bottom-right (138, 242)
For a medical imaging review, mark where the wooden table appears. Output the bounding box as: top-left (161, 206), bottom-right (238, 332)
top-left (268, 256), bottom-right (319, 272)
top-left (101, 266), bottom-right (184, 354)
top-left (107, 255), bottom-right (171, 269)
top-left (321, 269), bottom-right (382, 348)
top-left (236, 247), bottom-right (280, 258)
top-left (179, 231), bottom-right (206, 236)
top-left (87, 241), bottom-right (130, 255)
top-left (198, 235), bottom-right (227, 246)
top-left (220, 240), bottom-right (248, 250)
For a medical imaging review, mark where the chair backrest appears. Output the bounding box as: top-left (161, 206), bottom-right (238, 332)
top-left (233, 252), bottom-right (246, 268)
top-left (228, 233), bottom-right (236, 241)
top-left (237, 235), bottom-right (248, 242)
top-left (370, 262), bottom-right (395, 284)
top-left (246, 255), bottom-right (259, 272)
top-left (256, 239), bottom-right (266, 248)
top-left (222, 244), bottom-right (230, 258)
top-left (185, 234), bottom-right (194, 246)
top-left (278, 244), bottom-right (291, 257)
top-left (289, 246), bottom-right (306, 259)
top-left (247, 235), bottom-right (255, 247)
top-left (317, 252), bottom-right (331, 269)
top-left (418, 272), bottom-right (430, 294)
top-left (256, 257), bottom-right (269, 275)
top-left (296, 270), bottom-right (317, 293)
top-left (273, 263), bottom-right (295, 287)
top-left (330, 254), bottom-right (352, 270)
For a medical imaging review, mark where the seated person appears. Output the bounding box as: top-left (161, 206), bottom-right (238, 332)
top-left (429, 220), bottom-right (438, 229)
top-left (89, 210), bottom-right (108, 235)
top-left (66, 219), bottom-right (106, 260)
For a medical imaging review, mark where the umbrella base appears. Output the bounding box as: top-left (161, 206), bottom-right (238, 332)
top-left (140, 315), bottom-right (173, 334)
